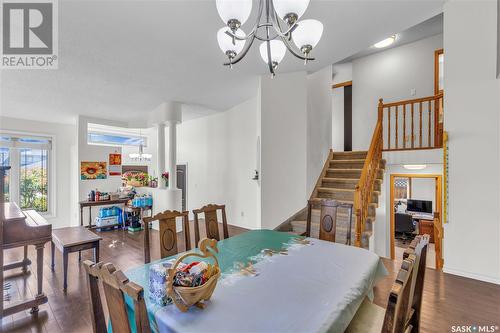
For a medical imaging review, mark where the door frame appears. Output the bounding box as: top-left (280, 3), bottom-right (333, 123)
top-left (176, 162), bottom-right (188, 211)
top-left (390, 173), bottom-right (442, 264)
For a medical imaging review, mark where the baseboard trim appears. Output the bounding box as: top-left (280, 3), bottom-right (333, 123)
top-left (443, 266), bottom-right (500, 285)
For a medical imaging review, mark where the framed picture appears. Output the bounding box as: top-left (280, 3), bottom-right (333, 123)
top-left (81, 161), bottom-right (107, 180)
top-left (109, 153), bottom-right (122, 176)
top-left (109, 153), bottom-right (122, 165)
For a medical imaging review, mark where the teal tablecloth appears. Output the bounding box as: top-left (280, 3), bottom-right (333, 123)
top-left (119, 230), bottom-right (386, 333)
top-left (120, 230), bottom-right (299, 332)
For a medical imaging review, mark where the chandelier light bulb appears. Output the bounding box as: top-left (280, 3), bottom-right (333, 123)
top-left (293, 19), bottom-right (323, 60)
top-left (216, 0), bottom-right (253, 31)
top-left (259, 40), bottom-right (286, 71)
top-left (273, 0), bottom-right (310, 25)
top-left (217, 27), bottom-right (246, 65)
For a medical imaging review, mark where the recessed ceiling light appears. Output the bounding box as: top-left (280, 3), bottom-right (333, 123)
top-left (403, 164), bottom-right (427, 170)
top-left (374, 35), bottom-right (396, 48)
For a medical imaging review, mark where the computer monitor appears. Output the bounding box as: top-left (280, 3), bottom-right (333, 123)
top-left (407, 199), bottom-right (432, 214)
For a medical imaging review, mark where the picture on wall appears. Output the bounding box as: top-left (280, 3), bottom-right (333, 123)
top-left (108, 153), bottom-right (122, 176)
top-left (81, 161), bottom-right (107, 180)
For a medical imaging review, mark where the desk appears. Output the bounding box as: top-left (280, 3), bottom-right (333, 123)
top-left (415, 218), bottom-right (434, 243)
top-left (79, 199), bottom-right (129, 229)
top-left (125, 230), bottom-right (387, 333)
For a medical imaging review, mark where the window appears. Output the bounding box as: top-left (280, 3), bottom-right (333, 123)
top-left (87, 131), bottom-right (146, 147)
top-left (0, 133), bottom-right (52, 213)
top-left (0, 147), bottom-right (10, 202)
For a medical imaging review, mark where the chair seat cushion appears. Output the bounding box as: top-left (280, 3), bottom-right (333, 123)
top-left (346, 298), bottom-right (386, 333)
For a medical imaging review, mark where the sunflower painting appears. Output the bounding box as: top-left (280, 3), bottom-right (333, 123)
top-left (81, 162), bottom-right (107, 180)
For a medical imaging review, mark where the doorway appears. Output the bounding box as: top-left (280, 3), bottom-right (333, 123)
top-left (390, 174), bottom-right (443, 270)
top-left (344, 85), bottom-right (352, 151)
top-left (176, 164), bottom-right (187, 211)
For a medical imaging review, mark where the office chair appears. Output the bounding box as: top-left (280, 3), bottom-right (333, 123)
top-left (395, 213), bottom-right (415, 243)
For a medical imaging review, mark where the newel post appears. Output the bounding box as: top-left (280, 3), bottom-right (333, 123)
top-left (378, 98), bottom-right (384, 122)
top-left (353, 186), bottom-right (362, 247)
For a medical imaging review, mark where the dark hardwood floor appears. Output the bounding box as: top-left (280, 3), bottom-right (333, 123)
top-left (1, 224), bottom-right (499, 333)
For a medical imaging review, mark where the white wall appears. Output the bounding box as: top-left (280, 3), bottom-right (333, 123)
top-left (352, 34), bottom-right (443, 150)
top-left (411, 178), bottom-right (435, 211)
top-left (332, 63), bottom-right (353, 151)
top-left (260, 71), bottom-right (308, 229)
top-left (177, 95), bottom-right (260, 230)
top-left (443, 0), bottom-right (500, 284)
top-left (78, 117), bottom-right (125, 199)
top-left (0, 116), bottom-right (77, 229)
top-left (307, 66), bottom-right (332, 195)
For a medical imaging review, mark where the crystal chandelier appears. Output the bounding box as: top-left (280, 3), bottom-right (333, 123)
top-left (216, 0), bottom-right (323, 76)
top-left (129, 129), bottom-right (152, 162)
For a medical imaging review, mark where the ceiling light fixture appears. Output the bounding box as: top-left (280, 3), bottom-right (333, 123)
top-left (129, 129), bottom-right (152, 162)
top-left (374, 35), bottom-right (396, 49)
top-left (215, 0), bottom-right (323, 76)
top-left (403, 164), bottom-right (427, 170)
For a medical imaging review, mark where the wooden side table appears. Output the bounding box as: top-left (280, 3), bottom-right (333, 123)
top-left (51, 227), bottom-right (102, 292)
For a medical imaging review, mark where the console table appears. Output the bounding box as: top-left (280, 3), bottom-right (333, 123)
top-left (79, 199), bottom-right (129, 229)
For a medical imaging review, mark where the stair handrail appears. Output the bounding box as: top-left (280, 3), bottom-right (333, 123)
top-left (380, 92), bottom-right (444, 150)
top-left (353, 99), bottom-right (384, 247)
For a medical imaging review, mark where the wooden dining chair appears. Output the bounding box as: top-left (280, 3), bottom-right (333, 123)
top-left (83, 260), bottom-right (151, 333)
top-left (346, 257), bottom-right (415, 333)
top-left (306, 199), bottom-right (354, 245)
top-left (403, 234), bottom-right (430, 333)
top-left (142, 210), bottom-right (191, 264)
top-left (192, 204), bottom-right (229, 245)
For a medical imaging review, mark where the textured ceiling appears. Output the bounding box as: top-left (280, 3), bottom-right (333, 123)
top-left (0, 0), bottom-right (444, 124)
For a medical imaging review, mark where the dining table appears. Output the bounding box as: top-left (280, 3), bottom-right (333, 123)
top-left (125, 229), bottom-right (388, 333)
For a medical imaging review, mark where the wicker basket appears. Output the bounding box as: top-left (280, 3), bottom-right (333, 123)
top-left (166, 238), bottom-right (221, 312)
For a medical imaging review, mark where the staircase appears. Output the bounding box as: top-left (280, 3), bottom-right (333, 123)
top-left (276, 150), bottom-right (385, 249)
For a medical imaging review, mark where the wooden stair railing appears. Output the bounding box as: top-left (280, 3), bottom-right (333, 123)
top-left (353, 101), bottom-right (384, 247)
top-left (381, 93), bottom-right (444, 151)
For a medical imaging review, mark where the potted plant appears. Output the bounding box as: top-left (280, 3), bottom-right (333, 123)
top-left (148, 175), bottom-right (158, 188)
top-left (161, 172), bottom-right (169, 187)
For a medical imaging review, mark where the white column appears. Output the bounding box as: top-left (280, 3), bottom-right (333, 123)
top-left (156, 123), bottom-right (166, 189)
top-left (167, 121), bottom-right (177, 190)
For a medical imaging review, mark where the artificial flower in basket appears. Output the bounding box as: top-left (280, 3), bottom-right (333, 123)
top-left (123, 171), bottom-right (149, 187)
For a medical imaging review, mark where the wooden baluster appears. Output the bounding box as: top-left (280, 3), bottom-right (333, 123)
top-left (428, 100), bottom-right (432, 147)
top-left (395, 106), bottom-right (399, 149)
top-left (387, 106), bottom-right (391, 150)
top-left (411, 103), bottom-right (414, 149)
top-left (434, 97), bottom-right (440, 148)
top-left (419, 101), bottom-right (423, 148)
top-left (403, 104), bottom-right (406, 149)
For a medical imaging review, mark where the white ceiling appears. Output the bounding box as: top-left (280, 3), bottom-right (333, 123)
top-left (0, 0), bottom-right (444, 124)
top-left (341, 13), bottom-right (443, 62)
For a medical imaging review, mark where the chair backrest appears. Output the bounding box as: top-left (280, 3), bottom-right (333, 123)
top-left (403, 234), bottom-right (430, 332)
top-left (382, 258), bottom-right (415, 333)
top-left (192, 204), bottom-right (228, 245)
top-left (395, 213), bottom-right (414, 233)
top-left (306, 199), bottom-right (354, 245)
top-left (143, 210), bottom-right (191, 261)
top-left (83, 261), bottom-right (151, 333)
